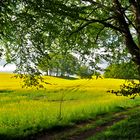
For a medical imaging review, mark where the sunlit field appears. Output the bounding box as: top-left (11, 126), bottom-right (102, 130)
top-left (0, 73), bottom-right (140, 139)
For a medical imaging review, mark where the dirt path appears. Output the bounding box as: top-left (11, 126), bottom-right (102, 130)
top-left (67, 115), bottom-right (127, 140)
top-left (34, 106), bottom-right (140, 140)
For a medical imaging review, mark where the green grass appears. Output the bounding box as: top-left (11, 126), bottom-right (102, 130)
top-left (0, 73), bottom-right (140, 139)
top-left (88, 107), bottom-right (140, 140)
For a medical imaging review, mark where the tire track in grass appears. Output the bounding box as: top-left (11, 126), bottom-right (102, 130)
top-left (35, 106), bottom-right (140, 140)
top-left (67, 115), bottom-right (127, 140)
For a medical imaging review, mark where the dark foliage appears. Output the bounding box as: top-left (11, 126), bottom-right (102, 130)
top-left (107, 81), bottom-right (140, 99)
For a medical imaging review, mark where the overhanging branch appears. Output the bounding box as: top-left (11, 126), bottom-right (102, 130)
top-left (69, 18), bottom-right (124, 37)
top-left (95, 26), bottom-right (105, 43)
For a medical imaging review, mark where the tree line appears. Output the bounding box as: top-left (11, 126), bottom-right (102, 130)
top-left (38, 52), bottom-right (96, 79)
top-left (104, 61), bottom-right (139, 80)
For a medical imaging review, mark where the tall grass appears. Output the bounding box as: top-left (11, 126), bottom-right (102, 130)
top-left (88, 107), bottom-right (140, 140)
top-left (0, 73), bottom-right (140, 138)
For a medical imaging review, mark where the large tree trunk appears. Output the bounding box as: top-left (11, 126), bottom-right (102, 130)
top-left (114, 0), bottom-right (140, 77)
top-left (112, 0), bottom-right (140, 80)
top-left (125, 34), bottom-right (140, 66)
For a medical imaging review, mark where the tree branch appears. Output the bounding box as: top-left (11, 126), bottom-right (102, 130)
top-left (124, 13), bottom-right (138, 33)
top-left (69, 17), bottom-right (124, 37)
top-left (95, 26), bottom-right (105, 43)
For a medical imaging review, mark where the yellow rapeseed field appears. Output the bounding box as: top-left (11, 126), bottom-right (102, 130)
top-left (0, 72), bottom-right (140, 138)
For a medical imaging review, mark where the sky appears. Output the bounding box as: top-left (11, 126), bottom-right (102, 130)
top-left (0, 60), bottom-right (16, 72)
top-left (0, 64), bottom-right (16, 72)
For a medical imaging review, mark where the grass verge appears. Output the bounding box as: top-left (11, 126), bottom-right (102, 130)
top-left (88, 106), bottom-right (140, 140)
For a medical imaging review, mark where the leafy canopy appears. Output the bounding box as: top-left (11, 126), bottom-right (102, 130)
top-left (1, 0), bottom-right (140, 87)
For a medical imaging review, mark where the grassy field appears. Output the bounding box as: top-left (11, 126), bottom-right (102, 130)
top-left (88, 106), bottom-right (140, 140)
top-left (0, 73), bottom-right (140, 139)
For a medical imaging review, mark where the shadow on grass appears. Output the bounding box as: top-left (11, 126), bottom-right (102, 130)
top-left (0, 134), bottom-right (24, 140)
top-left (0, 90), bottom-right (14, 93)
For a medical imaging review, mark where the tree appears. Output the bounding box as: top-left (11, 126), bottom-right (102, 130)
top-left (104, 61), bottom-right (139, 79)
top-left (38, 53), bottom-right (80, 76)
top-left (1, 0), bottom-right (140, 87)
top-left (76, 65), bottom-right (93, 79)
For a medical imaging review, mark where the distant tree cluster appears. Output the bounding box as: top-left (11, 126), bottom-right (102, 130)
top-left (104, 61), bottom-right (139, 79)
top-left (38, 53), bottom-right (79, 77)
top-left (38, 52), bottom-right (97, 79)
top-left (76, 65), bottom-right (93, 79)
